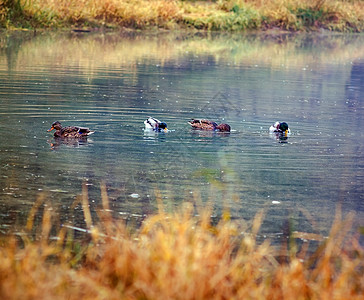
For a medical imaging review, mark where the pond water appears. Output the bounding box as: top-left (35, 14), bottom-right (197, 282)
top-left (0, 31), bottom-right (363, 239)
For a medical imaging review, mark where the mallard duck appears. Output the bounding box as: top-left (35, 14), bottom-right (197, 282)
top-left (47, 121), bottom-right (94, 138)
top-left (144, 117), bottom-right (168, 132)
top-left (269, 122), bottom-right (291, 135)
top-left (188, 119), bottom-right (231, 132)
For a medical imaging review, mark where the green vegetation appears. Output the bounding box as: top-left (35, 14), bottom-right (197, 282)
top-left (0, 184), bottom-right (363, 299)
top-left (1, 0), bottom-right (363, 32)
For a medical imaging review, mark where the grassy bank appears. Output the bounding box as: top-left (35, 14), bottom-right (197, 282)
top-left (0, 184), bottom-right (363, 299)
top-left (1, 0), bottom-right (363, 32)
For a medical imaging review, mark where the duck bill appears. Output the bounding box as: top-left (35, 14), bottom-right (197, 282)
top-left (284, 130), bottom-right (288, 136)
top-left (47, 126), bottom-right (54, 132)
top-left (164, 128), bottom-right (168, 132)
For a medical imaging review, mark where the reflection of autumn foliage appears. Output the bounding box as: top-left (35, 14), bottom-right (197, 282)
top-left (2, 31), bottom-right (364, 75)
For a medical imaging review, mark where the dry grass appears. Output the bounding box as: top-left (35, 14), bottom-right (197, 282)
top-left (258, 0), bottom-right (364, 31)
top-left (0, 183), bottom-right (363, 299)
top-left (1, 0), bottom-right (363, 31)
top-left (22, 0), bottom-right (182, 29)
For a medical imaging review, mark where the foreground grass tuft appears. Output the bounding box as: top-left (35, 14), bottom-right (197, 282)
top-left (1, 0), bottom-right (363, 32)
top-left (0, 184), bottom-right (363, 299)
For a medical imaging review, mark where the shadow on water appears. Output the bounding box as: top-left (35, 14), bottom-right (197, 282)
top-left (0, 30), bottom-right (363, 240)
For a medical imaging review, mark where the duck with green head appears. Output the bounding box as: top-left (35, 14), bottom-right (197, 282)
top-left (269, 122), bottom-right (291, 135)
top-left (144, 117), bottom-right (168, 132)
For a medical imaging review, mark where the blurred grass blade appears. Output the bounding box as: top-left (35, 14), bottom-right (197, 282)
top-left (82, 182), bottom-right (93, 229)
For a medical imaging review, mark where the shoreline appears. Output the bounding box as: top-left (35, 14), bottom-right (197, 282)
top-left (1, 0), bottom-right (363, 33)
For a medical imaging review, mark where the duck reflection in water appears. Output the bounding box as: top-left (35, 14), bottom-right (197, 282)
top-left (143, 130), bottom-right (169, 142)
top-left (271, 132), bottom-right (290, 143)
top-left (190, 129), bottom-right (231, 138)
top-left (48, 136), bottom-right (92, 150)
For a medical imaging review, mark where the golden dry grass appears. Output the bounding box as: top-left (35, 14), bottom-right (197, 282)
top-left (258, 0), bottom-right (364, 31)
top-left (24, 0), bottom-right (182, 29)
top-left (0, 183), bottom-right (363, 299)
top-left (1, 0), bottom-right (363, 31)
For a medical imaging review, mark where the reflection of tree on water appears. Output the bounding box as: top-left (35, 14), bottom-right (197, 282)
top-left (0, 32), bottom-right (35, 72)
top-left (345, 60), bottom-right (364, 110)
top-left (343, 60), bottom-right (364, 226)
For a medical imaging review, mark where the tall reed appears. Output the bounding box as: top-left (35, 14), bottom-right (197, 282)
top-left (0, 182), bottom-right (363, 299)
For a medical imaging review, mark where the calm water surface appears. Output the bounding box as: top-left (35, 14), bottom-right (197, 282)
top-left (0, 31), bottom-right (363, 239)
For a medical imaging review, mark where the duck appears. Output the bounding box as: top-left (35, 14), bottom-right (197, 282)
top-left (269, 122), bottom-right (291, 135)
top-left (47, 121), bottom-right (94, 138)
top-left (144, 117), bottom-right (168, 132)
top-left (188, 119), bottom-right (231, 132)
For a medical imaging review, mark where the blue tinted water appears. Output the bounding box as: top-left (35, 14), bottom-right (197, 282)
top-left (0, 31), bottom-right (363, 238)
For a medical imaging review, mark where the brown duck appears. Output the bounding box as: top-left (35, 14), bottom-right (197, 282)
top-left (188, 119), bottom-right (231, 132)
top-left (47, 121), bottom-right (94, 138)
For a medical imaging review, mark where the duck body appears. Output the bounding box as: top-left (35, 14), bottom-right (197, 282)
top-left (144, 117), bottom-right (168, 132)
top-left (269, 122), bottom-right (291, 135)
top-left (188, 119), bottom-right (231, 132)
top-left (48, 121), bottom-right (94, 138)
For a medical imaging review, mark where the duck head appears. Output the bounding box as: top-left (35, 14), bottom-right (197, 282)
top-left (278, 122), bottom-right (289, 133)
top-left (158, 122), bottom-right (168, 132)
top-left (216, 123), bottom-right (231, 132)
top-left (47, 121), bottom-right (62, 132)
